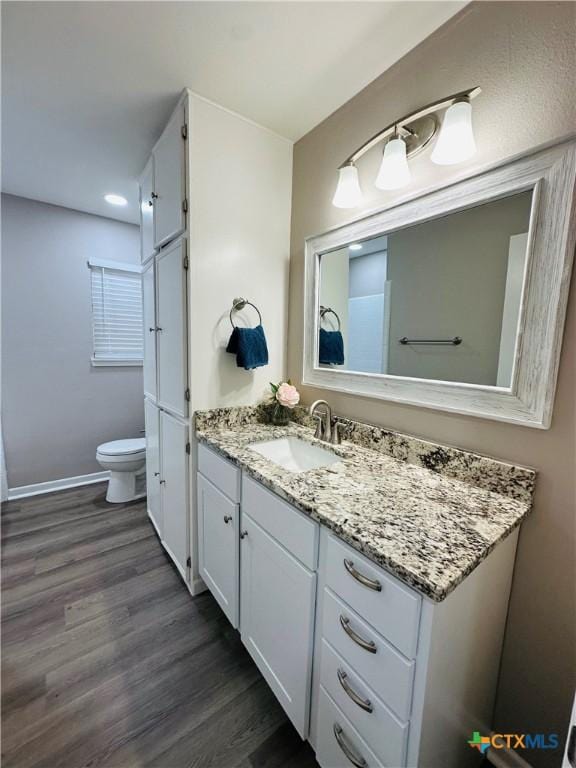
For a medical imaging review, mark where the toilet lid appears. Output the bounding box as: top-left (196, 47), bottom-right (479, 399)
top-left (97, 438), bottom-right (146, 456)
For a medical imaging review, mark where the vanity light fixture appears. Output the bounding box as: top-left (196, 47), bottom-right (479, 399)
top-left (332, 86), bottom-right (481, 208)
top-left (104, 193), bottom-right (128, 206)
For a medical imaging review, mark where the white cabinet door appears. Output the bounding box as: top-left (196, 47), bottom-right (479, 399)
top-left (153, 103), bottom-right (186, 248)
top-left (160, 410), bottom-right (189, 580)
top-left (139, 157), bottom-right (156, 263)
top-left (240, 512), bottom-right (317, 738)
top-left (197, 474), bottom-right (239, 627)
top-left (156, 238), bottom-right (188, 418)
top-left (144, 399), bottom-right (161, 537)
top-left (142, 260), bottom-right (157, 401)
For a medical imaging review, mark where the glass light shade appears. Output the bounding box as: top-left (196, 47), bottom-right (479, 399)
top-left (431, 100), bottom-right (476, 165)
top-left (332, 165), bottom-right (363, 208)
top-left (375, 138), bottom-right (411, 190)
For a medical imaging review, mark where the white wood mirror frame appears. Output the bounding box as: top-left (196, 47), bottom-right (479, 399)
top-left (303, 138), bottom-right (576, 428)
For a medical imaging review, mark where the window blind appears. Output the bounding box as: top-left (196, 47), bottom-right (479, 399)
top-left (89, 262), bottom-right (143, 365)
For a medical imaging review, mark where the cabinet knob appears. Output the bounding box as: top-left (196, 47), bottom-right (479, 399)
top-left (159, 479), bottom-right (166, 485)
top-left (154, 472), bottom-right (160, 477)
top-left (151, 192), bottom-right (159, 199)
top-left (223, 515), bottom-right (232, 524)
top-left (148, 200), bottom-right (153, 207)
top-left (240, 530), bottom-right (248, 539)
top-left (149, 327), bottom-right (155, 333)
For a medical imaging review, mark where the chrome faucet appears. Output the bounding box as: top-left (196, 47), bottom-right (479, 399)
top-left (309, 400), bottom-right (344, 445)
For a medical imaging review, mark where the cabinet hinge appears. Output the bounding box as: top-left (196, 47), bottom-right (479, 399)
top-left (185, 387), bottom-right (190, 402)
top-left (186, 556), bottom-right (191, 568)
top-left (181, 124), bottom-right (188, 140)
top-left (183, 255), bottom-right (189, 270)
top-left (186, 441), bottom-right (191, 454)
top-left (182, 198), bottom-right (188, 214)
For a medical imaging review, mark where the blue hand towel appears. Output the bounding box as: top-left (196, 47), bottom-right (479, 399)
top-left (226, 325), bottom-right (269, 370)
top-left (319, 328), bottom-right (344, 365)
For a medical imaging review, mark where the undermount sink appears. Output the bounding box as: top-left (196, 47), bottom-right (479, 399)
top-left (248, 436), bottom-right (341, 473)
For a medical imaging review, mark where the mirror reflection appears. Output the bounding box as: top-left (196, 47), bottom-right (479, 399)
top-left (318, 190), bottom-right (533, 387)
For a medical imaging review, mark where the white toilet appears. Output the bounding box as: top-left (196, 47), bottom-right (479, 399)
top-left (96, 438), bottom-right (147, 503)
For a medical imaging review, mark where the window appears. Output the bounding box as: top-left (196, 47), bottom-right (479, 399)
top-left (89, 259), bottom-right (143, 366)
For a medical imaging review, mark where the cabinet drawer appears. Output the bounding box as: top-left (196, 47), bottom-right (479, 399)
top-left (320, 639), bottom-right (408, 767)
top-left (316, 686), bottom-right (385, 768)
top-left (322, 588), bottom-right (414, 722)
top-left (242, 474), bottom-right (318, 569)
top-left (326, 535), bottom-right (421, 658)
top-left (198, 443), bottom-right (240, 502)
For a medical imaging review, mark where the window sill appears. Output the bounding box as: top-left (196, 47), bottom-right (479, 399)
top-left (91, 358), bottom-right (143, 368)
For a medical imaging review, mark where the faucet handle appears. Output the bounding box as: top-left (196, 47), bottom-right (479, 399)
top-left (312, 413), bottom-right (324, 440)
top-left (309, 399), bottom-right (333, 443)
top-left (331, 420), bottom-right (345, 445)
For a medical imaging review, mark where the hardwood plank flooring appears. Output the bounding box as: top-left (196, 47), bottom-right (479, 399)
top-left (1, 483), bottom-right (319, 768)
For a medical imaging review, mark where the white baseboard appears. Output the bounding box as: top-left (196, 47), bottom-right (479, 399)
top-left (7, 471), bottom-right (110, 501)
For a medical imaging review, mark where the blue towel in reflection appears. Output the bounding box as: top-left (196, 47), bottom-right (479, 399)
top-left (319, 328), bottom-right (344, 365)
top-left (226, 325), bottom-right (269, 370)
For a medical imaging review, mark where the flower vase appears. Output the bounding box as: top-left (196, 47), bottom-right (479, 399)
top-left (271, 403), bottom-right (291, 426)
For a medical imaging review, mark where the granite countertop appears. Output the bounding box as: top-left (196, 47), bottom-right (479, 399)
top-left (195, 406), bottom-right (536, 602)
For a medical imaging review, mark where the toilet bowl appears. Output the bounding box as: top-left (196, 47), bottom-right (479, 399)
top-left (96, 438), bottom-right (146, 503)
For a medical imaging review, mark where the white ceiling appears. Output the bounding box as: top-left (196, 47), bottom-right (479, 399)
top-left (1, 1), bottom-right (466, 224)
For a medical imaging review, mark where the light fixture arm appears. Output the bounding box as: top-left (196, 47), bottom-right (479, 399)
top-left (338, 86), bottom-right (481, 169)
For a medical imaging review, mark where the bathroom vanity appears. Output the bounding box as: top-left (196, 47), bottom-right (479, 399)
top-left (186, 138), bottom-right (573, 767)
top-left (194, 407), bottom-right (535, 768)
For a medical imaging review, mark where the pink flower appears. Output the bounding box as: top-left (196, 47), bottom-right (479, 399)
top-left (276, 382), bottom-right (300, 409)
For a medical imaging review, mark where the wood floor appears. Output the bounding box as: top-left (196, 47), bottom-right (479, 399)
top-left (1, 483), bottom-right (319, 768)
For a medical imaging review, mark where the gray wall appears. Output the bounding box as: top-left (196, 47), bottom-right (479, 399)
top-left (1, 194), bottom-right (144, 488)
top-left (288, 3), bottom-right (576, 765)
top-left (349, 251), bottom-right (387, 299)
top-left (387, 191), bottom-right (532, 384)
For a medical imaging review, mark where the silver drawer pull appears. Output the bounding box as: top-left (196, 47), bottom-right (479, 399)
top-left (337, 668), bottom-right (373, 713)
top-left (339, 615), bottom-right (377, 654)
top-left (333, 724), bottom-right (367, 768)
top-left (344, 558), bottom-right (382, 591)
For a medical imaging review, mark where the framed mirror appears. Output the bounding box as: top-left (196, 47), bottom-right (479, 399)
top-left (303, 139), bottom-right (576, 428)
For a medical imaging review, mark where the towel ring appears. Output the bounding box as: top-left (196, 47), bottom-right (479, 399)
top-left (320, 305), bottom-right (341, 332)
top-left (230, 297), bottom-right (262, 328)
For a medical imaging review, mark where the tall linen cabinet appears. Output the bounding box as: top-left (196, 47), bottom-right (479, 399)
top-left (140, 89), bottom-right (292, 593)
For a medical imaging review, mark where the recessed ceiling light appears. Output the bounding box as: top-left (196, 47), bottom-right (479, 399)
top-left (104, 194), bottom-right (127, 206)
top-left (349, 243), bottom-right (362, 251)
